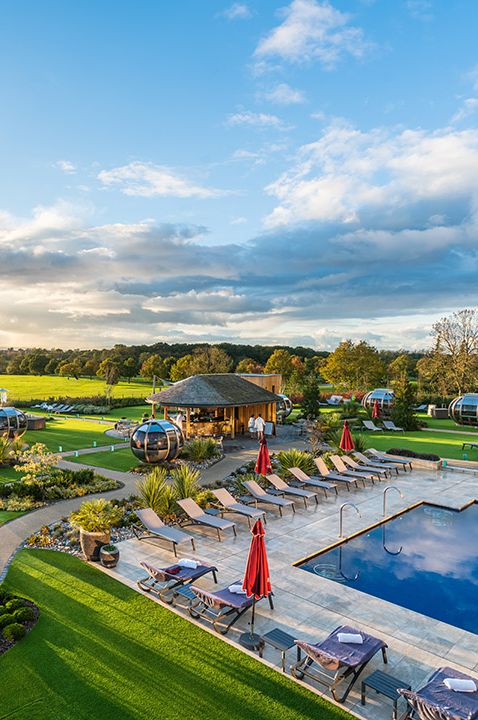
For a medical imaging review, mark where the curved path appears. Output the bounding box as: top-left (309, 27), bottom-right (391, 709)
top-left (0, 429), bottom-right (305, 579)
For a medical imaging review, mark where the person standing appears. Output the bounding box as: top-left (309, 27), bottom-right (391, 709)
top-left (248, 414), bottom-right (256, 438)
top-left (255, 413), bottom-right (265, 441)
top-left (175, 410), bottom-right (184, 431)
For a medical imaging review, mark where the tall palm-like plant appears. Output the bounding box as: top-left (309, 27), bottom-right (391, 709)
top-left (170, 464), bottom-right (200, 500)
top-left (136, 467), bottom-right (167, 515)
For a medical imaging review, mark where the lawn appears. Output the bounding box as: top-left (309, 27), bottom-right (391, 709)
top-left (24, 417), bottom-right (116, 452)
top-left (0, 510), bottom-right (24, 525)
top-left (0, 465), bottom-right (24, 484)
top-left (362, 428), bottom-right (478, 460)
top-left (85, 404), bottom-right (161, 421)
top-left (0, 374), bottom-right (151, 402)
top-left (69, 447), bottom-right (140, 472)
top-left (0, 550), bottom-right (352, 720)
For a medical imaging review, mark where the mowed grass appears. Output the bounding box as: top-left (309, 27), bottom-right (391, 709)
top-left (1, 374), bottom-right (151, 401)
top-left (363, 429), bottom-right (478, 460)
top-left (25, 417), bottom-right (115, 452)
top-left (1, 550), bottom-right (352, 720)
top-left (0, 510), bottom-right (24, 525)
top-left (0, 465), bottom-right (24, 484)
top-left (69, 447), bottom-right (140, 472)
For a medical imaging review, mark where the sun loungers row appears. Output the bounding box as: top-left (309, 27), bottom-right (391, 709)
top-left (363, 419), bottom-right (404, 432)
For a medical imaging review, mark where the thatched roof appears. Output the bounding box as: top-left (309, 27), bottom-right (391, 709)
top-left (147, 374), bottom-right (280, 408)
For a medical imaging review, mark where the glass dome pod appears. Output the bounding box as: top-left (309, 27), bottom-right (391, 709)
top-left (130, 419), bottom-right (184, 464)
top-left (276, 394), bottom-right (293, 418)
top-left (0, 407), bottom-right (28, 438)
top-left (362, 388), bottom-right (395, 412)
top-left (448, 394), bottom-right (478, 426)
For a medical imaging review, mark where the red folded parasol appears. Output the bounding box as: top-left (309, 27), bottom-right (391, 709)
top-left (372, 399), bottom-right (381, 418)
top-left (240, 519), bottom-right (272, 648)
top-left (339, 419), bottom-right (355, 451)
top-left (255, 436), bottom-right (272, 475)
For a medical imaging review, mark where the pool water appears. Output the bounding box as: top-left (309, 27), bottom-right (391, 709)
top-left (297, 502), bottom-right (478, 634)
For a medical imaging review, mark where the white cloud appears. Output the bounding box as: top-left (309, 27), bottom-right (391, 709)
top-left (52, 160), bottom-right (76, 174)
top-left (263, 82), bottom-right (306, 104)
top-left (254, 0), bottom-right (369, 68)
top-left (226, 110), bottom-right (286, 128)
top-left (230, 216), bottom-right (247, 225)
top-left (451, 97), bottom-right (478, 124)
top-left (405, 0), bottom-right (433, 21)
top-left (98, 161), bottom-right (224, 199)
top-left (220, 3), bottom-right (252, 20)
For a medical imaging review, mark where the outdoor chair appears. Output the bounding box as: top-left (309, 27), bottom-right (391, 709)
top-left (362, 420), bottom-right (383, 432)
top-left (327, 395), bottom-right (343, 406)
top-left (330, 455), bottom-right (377, 484)
top-left (137, 559), bottom-right (218, 604)
top-left (367, 448), bottom-right (412, 471)
top-left (266, 474), bottom-right (319, 508)
top-left (291, 625), bottom-right (388, 704)
top-left (341, 454), bottom-right (388, 480)
top-left (177, 498), bottom-right (237, 541)
top-left (243, 479), bottom-right (295, 516)
top-left (415, 404), bottom-right (428, 412)
top-left (133, 508), bottom-right (196, 556)
top-left (383, 420), bottom-right (404, 432)
top-left (287, 466), bottom-right (338, 498)
top-left (398, 666), bottom-right (478, 719)
top-left (212, 488), bottom-right (266, 527)
top-left (353, 450), bottom-right (399, 475)
top-left (188, 580), bottom-right (274, 635)
top-left (314, 456), bottom-right (362, 489)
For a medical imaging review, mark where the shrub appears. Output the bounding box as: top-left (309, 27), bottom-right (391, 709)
top-left (0, 587), bottom-right (11, 604)
top-left (195, 489), bottom-right (216, 508)
top-left (0, 613), bottom-right (15, 629)
top-left (171, 465), bottom-right (200, 501)
top-left (387, 447), bottom-right (440, 461)
top-left (5, 598), bottom-right (25, 612)
top-left (351, 434), bottom-right (369, 453)
top-left (136, 467), bottom-right (167, 514)
top-left (3, 622), bottom-right (26, 642)
top-left (277, 449), bottom-right (316, 478)
top-left (181, 438), bottom-right (220, 463)
top-left (69, 499), bottom-right (123, 532)
top-left (14, 606), bottom-right (35, 623)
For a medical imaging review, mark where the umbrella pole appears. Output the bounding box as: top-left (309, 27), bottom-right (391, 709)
top-left (239, 596), bottom-right (261, 651)
top-left (250, 598), bottom-right (255, 639)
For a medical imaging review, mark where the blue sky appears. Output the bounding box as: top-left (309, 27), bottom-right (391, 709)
top-left (2, 0), bottom-right (478, 350)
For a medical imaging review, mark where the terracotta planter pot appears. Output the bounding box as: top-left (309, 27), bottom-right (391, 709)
top-left (79, 529), bottom-right (110, 561)
top-left (100, 546), bottom-right (120, 568)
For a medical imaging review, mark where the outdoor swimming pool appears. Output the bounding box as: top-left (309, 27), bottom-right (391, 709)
top-left (297, 502), bottom-right (478, 634)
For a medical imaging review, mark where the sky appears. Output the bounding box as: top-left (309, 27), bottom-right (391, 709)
top-left (2, 0), bottom-right (478, 351)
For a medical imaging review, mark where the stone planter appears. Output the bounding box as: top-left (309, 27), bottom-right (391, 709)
top-left (79, 529), bottom-right (110, 561)
top-left (99, 545), bottom-right (120, 568)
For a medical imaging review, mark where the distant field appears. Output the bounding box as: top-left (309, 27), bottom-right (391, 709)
top-left (69, 447), bottom-right (141, 472)
top-left (25, 417), bottom-right (116, 452)
top-left (0, 374), bottom-right (151, 402)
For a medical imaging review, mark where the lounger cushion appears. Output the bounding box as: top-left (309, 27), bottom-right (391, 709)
top-left (140, 561), bottom-right (215, 583)
top-left (399, 666), bottom-right (478, 720)
top-left (191, 582), bottom-right (253, 610)
top-left (295, 625), bottom-right (387, 672)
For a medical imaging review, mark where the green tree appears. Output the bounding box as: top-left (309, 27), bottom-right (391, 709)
top-left (301, 374), bottom-right (322, 419)
top-left (123, 356), bottom-right (138, 382)
top-left (321, 340), bottom-right (386, 392)
top-left (431, 308), bottom-right (478, 394)
top-left (82, 359), bottom-right (99, 378)
top-left (28, 352), bottom-right (49, 375)
top-left (58, 361), bottom-right (81, 378)
top-left (391, 374), bottom-right (418, 430)
top-left (388, 354), bottom-right (410, 382)
top-left (235, 357), bottom-right (264, 374)
top-left (264, 349), bottom-right (294, 380)
top-left (170, 354), bottom-right (194, 382)
top-left (140, 354), bottom-right (167, 380)
top-left (188, 347), bottom-right (233, 375)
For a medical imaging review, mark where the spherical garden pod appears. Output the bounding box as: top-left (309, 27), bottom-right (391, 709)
top-left (276, 394), bottom-right (293, 418)
top-left (448, 393), bottom-right (478, 426)
top-left (362, 388), bottom-right (394, 413)
top-left (130, 419), bottom-right (184, 463)
top-left (0, 407), bottom-right (28, 438)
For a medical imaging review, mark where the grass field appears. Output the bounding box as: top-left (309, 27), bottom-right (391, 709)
top-left (1, 550), bottom-right (352, 720)
top-left (23, 417), bottom-right (116, 452)
top-left (0, 510), bottom-right (24, 525)
top-left (69, 447), bottom-right (140, 472)
top-left (0, 374), bottom-right (151, 402)
top-left (361, 428), bottom-right (478, 460)
top-left (0, 465), bottom-right (24, 484)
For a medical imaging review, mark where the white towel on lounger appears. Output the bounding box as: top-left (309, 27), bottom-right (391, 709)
top-left (228, 584), bottom-right (247, 594)
top-left (444, 678), bottom-right (477, 693)
top-left (177, 558), bottom-right (199, 569)
top-left (337, 632), bottom-right (363, 644)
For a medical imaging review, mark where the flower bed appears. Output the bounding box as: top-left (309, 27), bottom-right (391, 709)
top-left (0, 587), bottom-right (39, 656)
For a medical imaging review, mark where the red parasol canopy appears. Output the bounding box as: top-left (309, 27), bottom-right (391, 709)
top-left (339, 419), bottom-right (355, 452)
top-left (242, 519), bottom-right (272, 600)
top-left (255, 436), bottom-right (272, 475)
top-left (372, 399), bottom-right (381, 419)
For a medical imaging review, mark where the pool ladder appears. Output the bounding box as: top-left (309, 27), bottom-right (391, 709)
top-left (383, 485), bottom-right (404, 517)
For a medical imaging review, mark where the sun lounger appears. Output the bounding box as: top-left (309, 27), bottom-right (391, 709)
top-left (188, 580), bottom-right (274, 634)
top-left (353, 451), bottom-right (399, 475)
top-left (330, 455), bottom-right (377, 484)
top-left (314, 457), bottom-right (362, 490)
top-left (177, 498), bottom-right (237, 541)
top-left (399, 666), bottom-right (478, 719)
top-left (212, 488), bottom-right (266, 527)
top-left (341, 454), bottom-right (388, 480)
top-left (363, 420), bottom-right (383, 432)
top-left (243, 479), bottom-right (295, 516)
top-left (367, 448), bottom-right (412, 471)
top-left (383, 420), bottom-right (404, 432)
top-left (137, 559), bottom-right (218, 603)
top-left (327, 395), bottom-right (343, 406)
top-left (415, 404), bottom-right (428, 412)
top-left (266, 474), bottom-right (319, 508)
top-left (133, 508), bottom-right (196, 556)
top-left (287, 467), bottom-right (338, 497)
top-left (291, 625), bottom-right (388, 704)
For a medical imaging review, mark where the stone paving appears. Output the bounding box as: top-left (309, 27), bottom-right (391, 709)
top-left (100, 464), bottom-right (478, 720)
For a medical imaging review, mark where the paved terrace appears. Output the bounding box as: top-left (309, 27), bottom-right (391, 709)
top-left (101, 465), bottom-right (478, 720)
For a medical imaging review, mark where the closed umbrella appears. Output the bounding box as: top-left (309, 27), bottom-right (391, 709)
top-left (255, 436), bottom-right (272, 476)
top-left (239, 518), bottom-right (273, 650)
top-left (372, 399), bottom-right (381, 419)
top-left (339, 419), bottom-right (355, 452)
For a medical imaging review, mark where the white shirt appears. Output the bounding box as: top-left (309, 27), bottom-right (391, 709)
top-left (176, 413), bottom-right (184, 428)
top-left (255, 416), bottom-right (265, 431)
top-left (248, 417), bottom-right (255, 431)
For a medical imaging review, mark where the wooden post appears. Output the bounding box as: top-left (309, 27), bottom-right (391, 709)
top-left (164, 406), bottom-right (169, 420)
top-left (186, 407), bottom-right (191, 440)
top-left (231, 407), bottom-right (236, 439)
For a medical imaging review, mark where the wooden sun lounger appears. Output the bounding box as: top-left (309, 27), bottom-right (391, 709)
top-left (137, 559), bottom-right (218, 603)
top-left (267, 474), bottom-right (319, 508)
top-left (212, 488), bottom-right (266, 527)
top-left (177, 498), bottom-right (236, 541)
top-left (188, 581), bottom-right (274, 635)
top-left (133, 508), bottom-right (195, 556)
top-left (243, 479), bottom-right (295, 516)
top-left (287, 467), bottom-right (338, 498)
